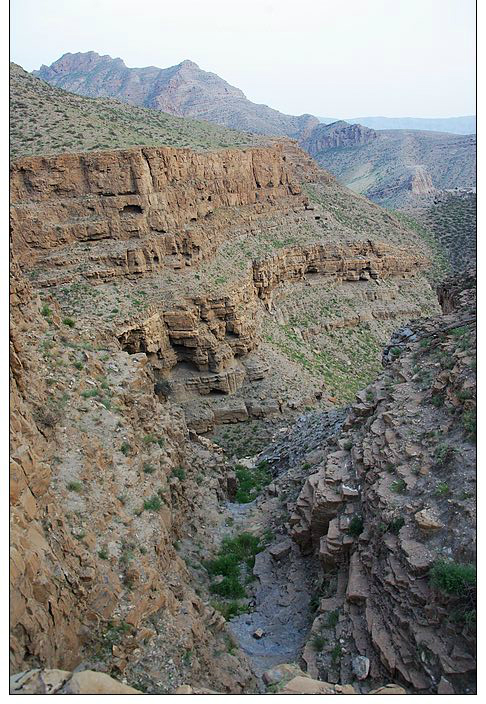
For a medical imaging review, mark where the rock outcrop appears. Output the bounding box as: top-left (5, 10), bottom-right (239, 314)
top-left (290, 273), bottom-right (476, 693)
top-left (301, 121), bottom-right (378, 152)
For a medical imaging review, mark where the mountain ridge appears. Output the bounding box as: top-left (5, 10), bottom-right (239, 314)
top-left (34, 51), bottom-right (319, 141)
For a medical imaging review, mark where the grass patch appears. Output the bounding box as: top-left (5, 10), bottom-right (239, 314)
top-left (234, 460), bottom-right (271, 503)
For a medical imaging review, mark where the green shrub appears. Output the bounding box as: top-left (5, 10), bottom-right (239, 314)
top-left (388, 517), bottom-right (405, 534)
top-left (209, 575), bottom-right (246, 598)
top-left (98, 547), bottom-right (109, 560)
top-left (74, 361), bottom-right (83, 370)
top-left (211, 600), bottom-right (248, 620)
top-left (435, 482), bottom-right (450, 496)
top-left (348, 515), bottom-right (364, 537)
top-left (390, 478), bottom-right (407, 494)
top-left (120, 442), bottom-right (131, 456)
top-left (325, 610), bottom-right (339, 628)
top-left (67, 481), bottom-right (83, 492)
top-left (435, 444), bottom-right (455, 467)
top-left (205, 553), bottom-right (240, 577)
top-left (143, 463), bottom-right (156, 474)
top-left (81, 388), bottom-right (99, 398)
top-left (41, 304), bottom-right (51, 317)
top-left (63, 317), bottom-right (75, 327)
top-left (429, 560), bottom-right (476, 595)
top-left (462, 409), bottom-right (476, 439)
top-left (331, 644), bottom-right (343, 663)
top-left (172, 467), bottom-right (186, 481)
top-left (143, 495), bottom-right (162, 511)
top-left (312, 634), bottom-right (326, 651)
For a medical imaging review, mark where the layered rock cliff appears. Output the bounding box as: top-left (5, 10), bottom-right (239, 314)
top-left (289, 272), bottom-right (476, 693)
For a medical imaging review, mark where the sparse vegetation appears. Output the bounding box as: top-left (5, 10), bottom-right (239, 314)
top-left (234, 460), bottom-right (271, 503)
top-left (429, 560), bottom-right (476, 596)
top-left (143, 495), bottom-right (162, 512)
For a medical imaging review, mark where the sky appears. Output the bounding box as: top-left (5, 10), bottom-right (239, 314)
top-left (10, 0), bottom-right (475, 118)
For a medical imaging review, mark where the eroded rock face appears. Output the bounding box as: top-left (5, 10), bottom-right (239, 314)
top-left (9, 260), bottom-right (257, 692)
top-left (11, 144), bottom-right (305, 274)
top-left (291, 274), bottom-right (476, 693)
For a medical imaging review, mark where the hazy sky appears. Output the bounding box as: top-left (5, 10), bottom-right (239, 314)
top-left (11, 0), bottom-right (475, 118)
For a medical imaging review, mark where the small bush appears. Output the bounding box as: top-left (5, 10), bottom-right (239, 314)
top-left (98, 547), bottom-right (109, 560)
top-left (41, 304), bottom-right (51, 317)
top-left (172, 467), bottom-right (186, 481)
top-left (391, 479), bottom-right (407, 494)
top-left (81, 388), bottom-right (99, 398)
top-left (435, 482), bottom-right (450, 496)
top-left (348, 515), bottom-right (364, 537)
top-left (205, 553), bottom-right (240, 577)
top-left (209, 575), bottom-right (246, 599)
top-left (143, 495), bottom-right (162, 511)
top-left (120, 442), bottom-right (131, 456)
top-left (331, 644), bottom-right (343, 663)
top-left (74, 361), bottom-right (83, 370)
top-left (211, 600), bottom-right (248, 620)
top-left (388, 517), bottom-right (405, 534)
top-left (462, 409), bottom-right (476, 439)
top-left (143, 463), bottom-right (156, 474)
top-left (67, 481), bottom-right (83, 492)
top-left (429, 560), bottom-right (476, 595)
top-left (63, 317), bottom-right (75, 328)
top-left (234, 461), bottom-right (272, 503)
top-left (435, 444), bottom-right (455, 467)
top-left (312, 634), bottom-right (326, 651)
top-left (325, 610), bottom-right (339, 628)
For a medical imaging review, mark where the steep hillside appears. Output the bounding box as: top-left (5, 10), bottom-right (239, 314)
top-left (10, 63), bottom-right (265, 159)
top-left (302, 122), bottom-right (476, 208)
top-left (404, 192), bottom-right (477, 273)
top-left (33, 52), bottom-right (318, 140)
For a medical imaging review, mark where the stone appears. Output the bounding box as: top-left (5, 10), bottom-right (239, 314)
top-left (369, 684), bottom-right (407, 694)
top-left (414, 508), bottom-right (444, 532)
top-left (269, 540), bottom-right (292, 561)
top-left (280, 676), bottom-right (356, 694)
top-left (9, 669), bottom-right (142, 695)
top-left (351, 655), bottom-right (370, 680)
top-left (253, 628), bottom-right (265, 639)
top-left (262, 663), bottom-right (308, 686)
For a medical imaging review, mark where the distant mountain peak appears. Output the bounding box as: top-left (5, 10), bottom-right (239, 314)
top-left (177, 59), bottom-right (200, 70)
top-left (32, 51), bottom-right (319, 140)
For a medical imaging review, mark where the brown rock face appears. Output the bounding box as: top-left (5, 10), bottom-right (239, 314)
top-left (11, 144), bottom-right (304, 272)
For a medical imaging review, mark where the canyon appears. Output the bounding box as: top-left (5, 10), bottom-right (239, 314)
top-left (10, 66), bottom-right (476, 695)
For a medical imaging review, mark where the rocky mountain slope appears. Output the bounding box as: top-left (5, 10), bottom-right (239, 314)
top-left (289, 269), bottom-right (476, 693)
top-left (319, 116), bottom-right (476, 135)
top-left (33, 52), bottom-right (318, 141)
top-left (10, 63), bottom-right (266, 159)
top-left (302, 121), bottom-right (476, 208)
